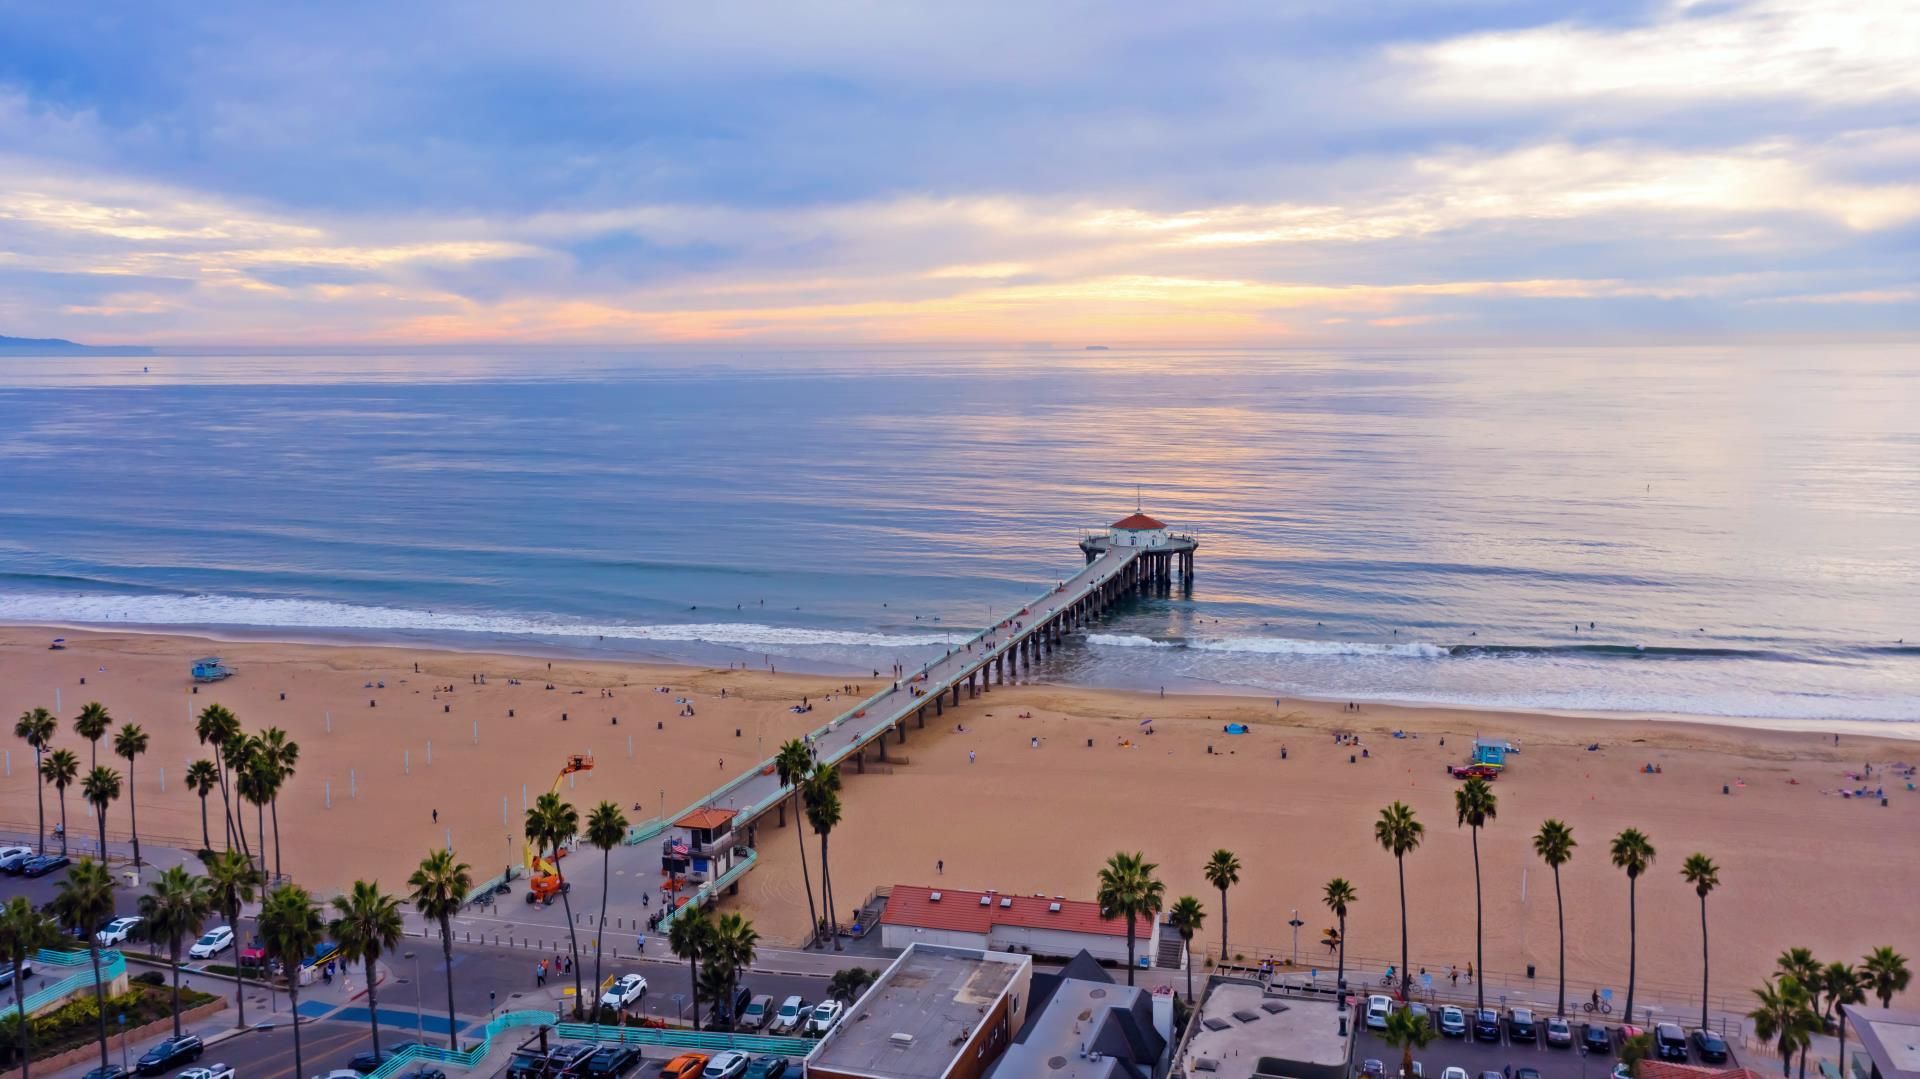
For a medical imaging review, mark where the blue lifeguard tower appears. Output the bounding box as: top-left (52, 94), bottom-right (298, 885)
top-left (192, 657), bottom-right (235, 683)
top-left (1472, 739), bottom-right (1508, 769)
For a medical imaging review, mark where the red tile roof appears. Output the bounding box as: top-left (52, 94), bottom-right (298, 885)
top-left (675, 807), bottom-right (737, 830)
top-left (882, 884), bottom-right (1126, 938)
top-left (1110, 513), bottom-right (1166, 531)
top-left (1637, 1064), bottom-right (1765, 1079)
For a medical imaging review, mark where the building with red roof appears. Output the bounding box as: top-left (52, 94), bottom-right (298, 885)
top-left (880, 883), bottom-right (1150, 966)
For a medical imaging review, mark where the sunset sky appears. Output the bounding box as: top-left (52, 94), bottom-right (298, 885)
top-left (1, 1), bottom-right (1916, 346)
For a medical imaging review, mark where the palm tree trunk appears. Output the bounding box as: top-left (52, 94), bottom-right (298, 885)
top-left (57, 790), bottom-right (68, 856)
top-left (271, 799), bottom-right (283, 881)
top-left (554, 854), bottom-right (584, 1012)
top-left (88, 943), bottom-right (108, 1070)
top-left (1219, 887), bottom-right (1229, 963)
top-left (288, 978), bottom-right (306, 1079)
top-left (1553, 866), bottom-right (1566, 1019)
top-left (688, 951), bottom-right (701, 1030)
top-left (596, 850), bottom-right (610, 1023)
top-left (1838, 1012), bottom-right (1849, 1078)
top-left (198, 795), bottom-right (210, 851)
top-left (1698, 894), bottom-right (1710, 1030)
top-left (1625, 877), bottom-right (1638, 1025)
top-left (1396, 855), bottom-right (1410, 999)
top-left (365, 957), bottom-right (382, 1058)
top-left (216, 760), bottom-right (236, 852)
top-left (439, 917), bottom-right (458, 1051)
top-left (793, 794), bottom-right (818, 948)
top-left (820, 833), bottom-right (841, 952)
top-left (14, 956), bottom-right (33, 1079)
top-left (34, 748), bottom-right (46, 855)
top-left (1337, 913), bottom-right (1348, 988)
top-left (95, 806), bottom-right (107, 865)
top-left (1185, 936), bottom-right (1194, 1001)
top-left (1472, 826), bottom-right (1485, 1012)
top-left (170, 940), bottom-right (184, 1036)
top-left (128, 759), bottom-right (142, 866)
top-left (256, 803), bottom-right (267, 878)
top-left (230, 901), bottom-right (246, 1029)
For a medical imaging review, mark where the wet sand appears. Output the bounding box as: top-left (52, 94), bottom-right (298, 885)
top-left (3, 626), bottom-right (1914, 1004)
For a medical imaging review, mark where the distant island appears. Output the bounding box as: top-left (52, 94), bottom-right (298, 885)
top-left (0, 335), bottom-right (153, 356)
top-left (1084, 345), bottom-right (1110, 350)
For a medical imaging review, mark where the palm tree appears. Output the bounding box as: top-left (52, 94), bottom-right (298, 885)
top-left (585, 801), bottom-right (628, 1015)
top-left (525, 792), bottom-right (586, 1008)
top-left (257, 728), bottom-right (299, 880)
top-left (41, 749), bottom-right (78, 856)
top-left (203, 848), bottom-right (260, 1029)
top-left (1202, 849), bottom-right (1240, 963)
top-left (73, 702), bottom-right (112, 770)
top-left (1322, 878), bottom-right (1356, 989)
top-left (185, 760), bottom-right (220, 852)
top-left (1823, 962), bottom-right (1866, 1077)
top-left (774, 740), bottom-right (821, 948)
top-left (827, 967), bottom-right (877, 1002)
top-left (1375, 802), bottom-right (1424, 998)
top-left (1680, 854), bottom-right (1719, 1030)
top-left (1095, 851), bottom-right (1165, 987)
top-left (803, 766), bottom-right (845, 951)
top-left (407, 849), bottom-right (471, 1049)
top-left (138, 866), bottom-right (212, 1037)
top-left (1167, 896), bottom-right (1206, 1001)
top-left (1779, 948), bottom-right (1824, 1079)
top-left (1381, 1004), bottom-right (1436, 1079)
top-left (1610, 828), bottom-right (1655, 1024)
top-left (710, 912), bottom-right (759, 1026)
top-left (668, 908), bottom-right (715, 1030)
top-left (113, 724), bottom-right (150, 866)
top-left (52, 858), bottom-right (116, 1071)
top-left (1864, 946), bottom-right (1910, 1007)
top-left (330, 881), bottom-right (404, 1064)
top-left (1751, 975), bottom-right (1817, 1078)
top-left (1454, 777), bottom-right (1497, 1011)
top-left (194, 705), bottom-right (242, 851)
top-left (13, 708), bottom-right (57, 854)
top-left (1619, 1032), bottom-right (1656, 1079)
top-left (225, 735), bottom-right (263, 870)
top-left (259, 884), bottom-right (323, 1079)
top-left (238, 751), bottom-right (278, 879)
top-left (81, 765), bottom-right (121, 862)
top-left (1, 895), bottom-right (60, 1079)
top-left (1532, 819), bottom-right (1577, 1018)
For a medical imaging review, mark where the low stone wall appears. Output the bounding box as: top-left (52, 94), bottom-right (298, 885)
top-left (0, 996), bottom-right (226, 1079)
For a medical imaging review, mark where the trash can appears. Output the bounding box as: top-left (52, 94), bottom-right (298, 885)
top-left (1527, 964), bottom-right (1536, 979)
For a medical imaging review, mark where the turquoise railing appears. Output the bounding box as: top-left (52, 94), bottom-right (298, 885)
top-left (364, 1010), bottom-right (557, 1079)
top-left (655, 848), bottom-right (758, 929)
top-left (359, 1007), bottom-right (811, 1079)
top-left (20, 947), bottom-right (127, 1014)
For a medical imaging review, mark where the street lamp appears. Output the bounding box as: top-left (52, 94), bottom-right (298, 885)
top-left (405, 950), bottom-right (424, 1043)
top-left (1288, 910), bottom-right (1304, 966)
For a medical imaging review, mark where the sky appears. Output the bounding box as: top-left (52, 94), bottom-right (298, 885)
top-left (0, 0), bottom-right (1916, 347)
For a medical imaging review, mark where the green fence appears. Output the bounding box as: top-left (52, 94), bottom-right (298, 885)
top-left (359, 1008), bottom-right (810, 1079)
top-left (21, 947), bottom-right (128, 1015)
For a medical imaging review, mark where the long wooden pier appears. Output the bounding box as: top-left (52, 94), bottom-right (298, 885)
top-left (638, 517), bottom-right (1196, 924)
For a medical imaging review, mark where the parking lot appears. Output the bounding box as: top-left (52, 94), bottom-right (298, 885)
top-left (1353, 1011), bottom-right (1626, 1079)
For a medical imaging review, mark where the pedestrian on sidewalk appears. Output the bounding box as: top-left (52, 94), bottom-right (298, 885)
top-left (1466, 962), bottom-right (1473, 983)
top-left (536, 959), bottom-right (547, 987)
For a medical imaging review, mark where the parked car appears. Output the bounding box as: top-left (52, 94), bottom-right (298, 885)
top-left (0, 846), bottom-right (33, 872)
top-left (1508, 1007), bottom-right (1537, 1043)
top-left (0, 960), bottom-right (33, 988)
top-left (179, 1063), bottom-right (236, 1079)
top-left (710, 986), bottom-right (754, 1030)
top-left (1655, 1023), bottom-right (1689, 1062)
top-left (349, 1041), bottom-right (426, 1074)
top-left (22, 854), bottom-right (70, 878)
top-left (315, 1071), bottom-right (363, 1079)
top-left (1366, 995), bottom-right (1395, 1030)
top-left (1545, 1016), bottom-right (1573, 1048)
top-left (1583, 1023), bottom-right (1613, 1054)
top-left (136, 1036), bottom-right (204, 1076)
top-left (1516, 1069), bottom-right (1542, 1079)
top-left (1692, 1029), bottom-right (1730, 1064)
top-left (702, 1053), bottom-right (751, 1079)
top-left (1409, 1002), bottom-right (1430, 1027)
top-left (579, 1046), bottom-right (641, 1079)
top-left (600, 973), bottom-right (648, 1009)
top-left (1441, 1068), bottom-right (1470, 1079)
top-left (188, 926), bottom-right (234, 959)
top-left (659, 1055), bottom-right (709, 1079)
top-left (739, 994), bottom-right (775, 1032)
top-left (1438, 1006), bottom-right (1468, 1038)
top-left (804, 999), bottom-right (845, 1036)
top-left (397, 1070), bottom-right (447, 1079)
top-left (742, 1057), bottom-right (788, 1079)
top-left (539, 1045), bottom-right (596, 1078)
top-left (770, 996), bottom-right (808, 1035)
top-left (1360, 1061), bottom-right (1386, 1079)
top-left (1473, 1009), bottom-right (1502, 1042)
top-left (1613, 1066), bottom-right (1632, 1079)
top-left (82, 1067), bottom-right (130, 1079)
top-left (1400, 1062), bottom-right (1423, 1079)
top-left (506, 1049), bottom-right (550, 1079)
top-left (98, 916), bottom-right (145, 947)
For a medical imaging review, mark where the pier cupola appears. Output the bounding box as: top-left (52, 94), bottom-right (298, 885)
top-left (1107, 511), bottom-right (1169, 548)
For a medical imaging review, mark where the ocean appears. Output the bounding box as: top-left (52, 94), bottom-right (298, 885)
top-left (1, 345), bottom-right (1916, 726)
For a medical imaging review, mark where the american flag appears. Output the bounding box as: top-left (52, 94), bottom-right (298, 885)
top-left (670, 838), bottom-right (690, 857)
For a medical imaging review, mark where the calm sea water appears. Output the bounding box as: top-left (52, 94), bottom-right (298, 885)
top-left (1, 346), bottom-right (1916, 725)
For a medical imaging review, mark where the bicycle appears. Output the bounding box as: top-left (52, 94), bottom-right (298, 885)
top-left (1583, 997), bottom-right (1613, 1014)
top-left (1379, 967), bottom-right (1398, 987)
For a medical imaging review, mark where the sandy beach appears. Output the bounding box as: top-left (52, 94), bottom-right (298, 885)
top-left (3, 625), bottom-right (1914, 1007)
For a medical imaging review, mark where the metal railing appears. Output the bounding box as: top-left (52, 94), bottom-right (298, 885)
top-left (656, 848), bottom-right (760, 930)
top-left (20, 947), bottom-right (127, 1015)
top-left (359, 1008), bottom-right (813, 1079)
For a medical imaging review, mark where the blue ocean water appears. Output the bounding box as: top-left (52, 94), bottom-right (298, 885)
top-left (1, 346), bottom-right (1915, 724)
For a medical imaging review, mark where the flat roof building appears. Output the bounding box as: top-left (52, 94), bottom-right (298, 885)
top-left (1845, 1006), bottom-right (1920, 1079)
top-left (880, 884), bottom-right (1144, 966)
top-left (1171, 979), bottom-right (1353, 1079)
top-left (987, 949), bottom-right (1172, 1079)
top-left (806, 943), bottom-right (1033, 1079)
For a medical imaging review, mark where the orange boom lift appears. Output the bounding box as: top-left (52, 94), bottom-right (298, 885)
top-left (525, 753), bottom-right (594, 904)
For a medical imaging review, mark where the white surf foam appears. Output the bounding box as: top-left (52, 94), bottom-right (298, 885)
top-left (0, 592), bottom-right (967, 649)
top-left (1089, 632), bottom-right (1448, 658)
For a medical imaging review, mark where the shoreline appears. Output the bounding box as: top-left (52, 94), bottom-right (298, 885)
top-left (8, 619), bottom-right (1916, 740)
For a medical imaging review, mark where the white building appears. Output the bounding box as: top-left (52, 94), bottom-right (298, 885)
top-left (879, 884), bottom-right (1153, 966)
top-left (1107, 512), bottom-right (1170, 548)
